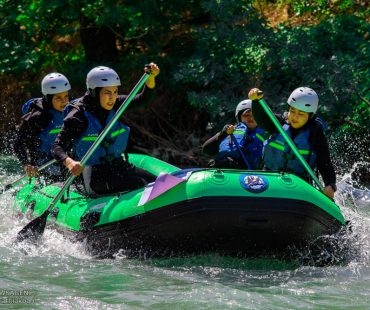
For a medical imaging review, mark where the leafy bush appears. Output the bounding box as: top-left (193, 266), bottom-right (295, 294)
top-left (0, 0), bottom-right (368, 169)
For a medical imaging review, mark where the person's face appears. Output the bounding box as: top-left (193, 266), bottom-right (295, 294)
top-left (241, 110), bottom-right (257, 129)
top-left (52, 91), bottom-right (69, 112)
top-left (288, 106), bottom-right (309, 129)
top-left (99, 86), bottom-right (118, 110)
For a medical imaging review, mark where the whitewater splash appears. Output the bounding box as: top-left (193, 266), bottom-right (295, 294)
top-left (0, 161), bottom-right (91, 260)
top-left (285, 162), bottom-right (370, 265)
top-left (1, 155), bottom-right (369, 265)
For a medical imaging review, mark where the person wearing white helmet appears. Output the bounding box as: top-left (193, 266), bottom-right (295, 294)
top-left (52, 63), bottom-right (160, 195)
top-left (202, 98), bottom-right (266, 169)
top-left (14, 72), bottom-right (71, 180)
top-left (248, 87), bottom-right (336, 199)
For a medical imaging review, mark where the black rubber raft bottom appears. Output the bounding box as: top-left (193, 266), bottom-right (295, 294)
top-left (58, 196), bottom-right (345, 258)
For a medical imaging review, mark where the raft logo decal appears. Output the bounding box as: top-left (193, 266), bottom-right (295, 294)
top-left (239, 174), bottom-right (269, 193)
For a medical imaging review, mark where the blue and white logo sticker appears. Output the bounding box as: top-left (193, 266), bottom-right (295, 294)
top-left (239, 174), bottom-right (269, 193)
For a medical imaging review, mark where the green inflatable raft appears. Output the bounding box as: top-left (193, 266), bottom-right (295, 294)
top-left (12, 154), bottom-right (346, 257)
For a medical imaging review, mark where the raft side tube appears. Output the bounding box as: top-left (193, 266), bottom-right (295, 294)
top-left (127, 153), bottom-right (180, 177)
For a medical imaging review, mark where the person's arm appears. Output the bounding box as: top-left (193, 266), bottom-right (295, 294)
top-left (14, 111), bottom-right (52, 177)
top-left (202, 132), bottom-right (225, 156)
top-left (14, 121), bottom-right (37, 166)
top-left (202, 125), bottom-right (235, 155)
top-left (14, 112), bottom-right (49, 164)
top-left (248, 88), bottom-right (284, 133)
top-left (117, 63), bottom-right (160, 113)
top-left (117, 85), bottom-right (156, 114)
top-left (312, 124), bottom-right (337, 198)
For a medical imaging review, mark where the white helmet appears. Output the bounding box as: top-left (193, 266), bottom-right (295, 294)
top-left (287, 87), bottom-right (319, 113)
top-left (41, 73), bottom-right (71, 95)
top-left (86, 66), bottom-right (121, 90)
top-left (235, 99), bottom-right (252, 121)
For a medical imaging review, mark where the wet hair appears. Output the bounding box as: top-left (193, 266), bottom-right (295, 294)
top-left (42, 94), bottom-right (54, 109)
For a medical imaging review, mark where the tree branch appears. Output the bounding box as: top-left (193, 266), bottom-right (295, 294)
top-left (356, 90), bottom-right (370, 107)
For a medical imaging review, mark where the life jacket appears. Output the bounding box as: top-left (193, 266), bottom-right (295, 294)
top-left (22, 97), bottom-right (63, 158)
top-left (38, 109), bottom-right (64, 157)
top-left (217, 122), bottom-right (265, 169)
top-left (263, 124), bottom-right (317, 179)
top-left (74, 109), bottom-right (130, 166)
top-left (22, 98), bottom-right (64, 175)
top-left (63, 98), bottom-right (79, 117)
top-left (22, 98), bottom-right (41, 115)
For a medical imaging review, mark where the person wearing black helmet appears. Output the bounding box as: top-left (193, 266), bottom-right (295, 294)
top-left (249, 87), bottom-right (336, 198)
top-left (14, 73), bottom-right (71, 180)
top-left (202, 99), bottom-right (266, 169)
top-left (52, 63), bottom-right (160, 195)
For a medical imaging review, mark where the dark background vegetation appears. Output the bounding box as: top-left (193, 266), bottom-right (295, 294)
top-left (0, 0), bottom-right (369, 181)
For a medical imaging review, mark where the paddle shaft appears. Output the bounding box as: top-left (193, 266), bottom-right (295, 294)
top-left (1, 159), bottom-right (57, 194)
top-left (258, 98), bottom-right (324, 191)
top-left (230, 134), bottom-right (252, 170)
top-left (44, 72), bottom-right (150, 214)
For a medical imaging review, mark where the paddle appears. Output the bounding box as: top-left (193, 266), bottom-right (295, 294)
top-left (258, 97), bottom-right (324, 192)
top-left (16, 71), bottom-right (150, 242)
top-left (230, 134), bottom-right (252, 170)
top-left (1, 159), bottom-right (57, 194)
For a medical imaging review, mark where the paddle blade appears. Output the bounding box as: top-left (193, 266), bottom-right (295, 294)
top-left (16, 211), bottom-right (49, 243)
top-left (1, 176), bottom-right (26, 195)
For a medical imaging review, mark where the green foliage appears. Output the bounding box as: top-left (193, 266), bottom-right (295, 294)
top-left (0, 0), bottom-right (368, 167)
top-left (0, 0), bottom-right (82, 76)
top-left (174, 0), bottom-right (268, 126)
top-left (263, 15), bottom-right (369, 121)
top-left (290, 0), bottom-right (369, 19)
top-left (173, 2), bottom-right (369, 134)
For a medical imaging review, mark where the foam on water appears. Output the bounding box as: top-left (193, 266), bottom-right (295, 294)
top-left (0, 181), bottom-right (91, 262)
top-left (1, 158), bottom-right (369, 265)
top-left (1, 156), bottom-right (370, 309)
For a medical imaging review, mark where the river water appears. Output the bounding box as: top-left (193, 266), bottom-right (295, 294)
top-left (0, 155), bottom-right (369, 309)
